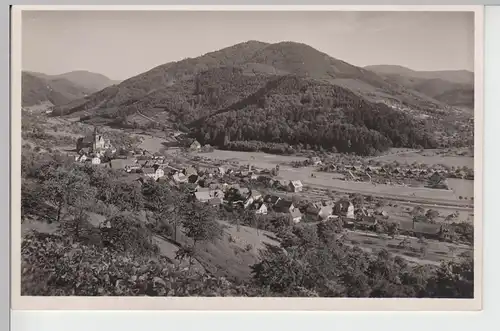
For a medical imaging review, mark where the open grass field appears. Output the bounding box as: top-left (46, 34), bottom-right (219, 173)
top-left (370, 149), bottom-right (474, 168)
top-left (343, 230), bottom-right (472, 266)
top-left (447, 178), bottom-right (475, 199)
top-left (279, 167), bottom-right (461, 202)
top-left (200, 149), bottom-right (308, 169)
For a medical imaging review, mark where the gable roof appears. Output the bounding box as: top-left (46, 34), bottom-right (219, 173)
top-left (195, 191), bottom-right (211, 202)
top-left (290, 180), bottom-right (303, 187)
top-left (142, 167), bottom-right (156, 174)
top-left (110, 158), bottom-right (136, 169)
top-left (251, 190), bottom-right (263, 199)
top-left (264, 195), bottom-right (281, 204)
top-left (275, 199), bottom-right (294, 212)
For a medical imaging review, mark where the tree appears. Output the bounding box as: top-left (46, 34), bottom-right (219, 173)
top-left (426, 257), bottom-right (474, 298)
top-left (386, 222), bottom-right (399, 239)
top-left (317, 219), bottom-right (343, 245)
top-left (352, 194), bottom-right (364, 208)
top-left (411, 206), bottom-right (425, 217)
top-left (64, 183), bottom-right (97, 239)
top-left (425, 209), bottom-right (439, 223)
top-left (42, 168), bottom-right (90, 223)
top-left (181, 203), bottom-right (222, 267)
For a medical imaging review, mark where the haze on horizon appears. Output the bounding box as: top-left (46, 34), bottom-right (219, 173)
top-left (22, 10), bottom-right (475, 81)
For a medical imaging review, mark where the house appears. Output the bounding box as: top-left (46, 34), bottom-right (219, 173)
top-left (75, 154), bottom-right (88, 163)
top-left (239, 187), bottom-right (251, 199)
top-left (189, 140), bottom-right (202, 151)
top-left (334, 200), bottom-right (355, 219)
top-left (318, 205), bottom-right (334, 221)
top-left (125, 163), bottom-right (141, 172)
top-left (274, 199), bottom-right (295, 213)
top-left (375, 209), bottom-right (389, 217)
top-left (183, 166), bottom-right (198, 177)
top-left (143, 167), bottom-right (165, 181)
top-left (223, 183), bottom-right (240, 192)
top-left (195, 191), bottom-right (212, 203)
top-left (208, 197), bottom-right (223, 206)
top-left (91, 157), bottom-right (101, 165)
top-left (218, 167), bottom-right (227, 175)
top-left (355, 216), bottom-right (378, 230)
top-left (195, 189), bottom-right (224, 205)
top-left (110, 158), bottom-right (136, 170)
top-left (172, 172), bottom-right (188, 184)
top-left (310, 156), bottom-right (322, 166)
top-left (264, 194), bottom-right (282, 205)
top-left (289, 180), bottom-right (304, 193)
top-left (209, 183), bottom-right (223, 190)
top-left (290, 209), bottom-right (303, 223)
top-left (250, 190), bottom-right (263, 201)
top-left (255, 203), bottom-right (268, 215)
top-left (427, 171), bottom-right (449, 189)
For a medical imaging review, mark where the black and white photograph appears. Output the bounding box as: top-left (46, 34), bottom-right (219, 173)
top-left (12, 6), bottom-right (481, 309)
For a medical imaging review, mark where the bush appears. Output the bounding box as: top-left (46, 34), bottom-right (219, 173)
top-left (21, 231), bottom-right (247, 296)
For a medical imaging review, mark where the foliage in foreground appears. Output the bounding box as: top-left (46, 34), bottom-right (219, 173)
top-left (21, 232), bottom-right (251, 297)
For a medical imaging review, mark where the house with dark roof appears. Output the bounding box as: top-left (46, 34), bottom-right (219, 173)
top-left (355, 216), bottom-right (378, 230)
top-left (334, 200), bottom-right (355, 219)
top-left (142, 167), bottom-right (164, 181)
top-left (110, 158), bottom-right (136, 170)
top-left (399, 221), bottom-right (454, 240)
top-left (274, 199), bottom-right (295, 214)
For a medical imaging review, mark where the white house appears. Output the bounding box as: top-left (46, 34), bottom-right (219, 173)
top-left (173, 172), bottom-right (188, 184)
top-left (289, 180), bottom-right (304, 193)
top-left (91, 157), bottom-right (101, 165)
top-left (255, 203), bottom-right (268, 215)
top-left (76, 154), bottom-right (88, 163)
top-left (143, 167), bottom-right (165, 181)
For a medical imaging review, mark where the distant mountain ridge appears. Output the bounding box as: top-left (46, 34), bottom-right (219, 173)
top-left (22, 70), bottom-right (120, 107)
top-left (364, 65), bottom-right (474, 85)
top-left (364, 65), bottom-right (474, 109)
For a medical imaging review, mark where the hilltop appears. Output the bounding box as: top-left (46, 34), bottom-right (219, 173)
top-left (22, 72), bottom-right (92, 107)
top-left (54, 41), bottom-right (454, 115)
top-left (23, 70), bottom-right (120, 108)
top-left (49, 41), bottom-right (474, 154)
top-left (365, 65), bottom-right (474, 109)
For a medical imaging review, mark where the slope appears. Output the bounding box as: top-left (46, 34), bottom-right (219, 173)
top-left (190, 73), bottom-right (438, 156)
top-left (22, 72), bottom-right (93, 107)
top-left (27, 70), bottom-right (119, 93)
top-left (365, 65), bottom-right (474, 85)
top-left (55, 41), bottom-right (450, 118)
top-left (365, 65), bottom-right (474, 109)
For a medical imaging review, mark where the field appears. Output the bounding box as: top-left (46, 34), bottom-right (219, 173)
top-left (370, 149), bottom-right (474, 168)
top-left (200, 149), bottom-right (308, 169)
top-left (447, 178), bottom-right (475, 199)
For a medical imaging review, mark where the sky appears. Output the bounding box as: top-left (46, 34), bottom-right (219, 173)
top-left (21, 10), bottom-right (475, 81)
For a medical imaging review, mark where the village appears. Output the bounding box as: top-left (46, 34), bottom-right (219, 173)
top-left (69, 126), bottom-right (469, 248)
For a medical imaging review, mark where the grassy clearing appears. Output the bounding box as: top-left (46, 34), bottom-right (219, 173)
top-left (372, 151), bottom-right (473, 168)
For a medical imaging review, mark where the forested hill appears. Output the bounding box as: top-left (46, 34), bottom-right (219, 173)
top-left (190, 73), bottom-right (437, 156)
top-left (50, 41), bottom-right (468, 155)
top-left (55, 40), bottom-right (451, 116)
